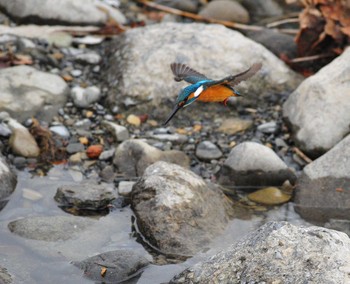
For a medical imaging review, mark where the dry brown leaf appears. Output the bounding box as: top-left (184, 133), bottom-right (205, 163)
top-left (100, 267), bottom-right (107, 277)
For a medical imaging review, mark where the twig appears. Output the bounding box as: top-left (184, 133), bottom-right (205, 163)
top-left (137, 0), bottom-right (263, 32)
top-left (292, 147), bottom-right (312, 164)
top-left (266, 18), bottom-right (299, 28)
top-left (289, 53), bottom-right (335, 63)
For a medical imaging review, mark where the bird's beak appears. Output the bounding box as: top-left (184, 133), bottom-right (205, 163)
top-left (163, 104), bottom-right (182, 125)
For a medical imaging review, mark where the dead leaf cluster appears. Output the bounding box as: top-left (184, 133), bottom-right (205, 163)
top-left (296, 0), bottom-right (350, 56)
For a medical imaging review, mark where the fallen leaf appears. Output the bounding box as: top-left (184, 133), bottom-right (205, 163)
top-left (100, 267), bottom-right (107, 277)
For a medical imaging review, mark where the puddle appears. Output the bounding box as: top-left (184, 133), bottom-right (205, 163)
top-left (0, 165), bottom-right (310, 283)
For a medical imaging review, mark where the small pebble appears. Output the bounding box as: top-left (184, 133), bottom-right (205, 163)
top-left (86, 145), bottom-right (103, 159)
top-left (257, 121), bottom-right (277, 134)
top-left (127, 114), bottom-right (141, 127)
top-left (49, 125), bottom-right (70, 138)
top-left (118, 181), bottom-right (135, 197)
top-left (195, 141), bottom-right (223, 161)
top-left (22, 188), bottom-right (43, 201)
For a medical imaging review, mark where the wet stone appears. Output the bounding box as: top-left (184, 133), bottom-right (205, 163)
top-left (195, 141), bottom-right (223, 161)
top-left (73, 250), bottom-right (149, 283)
top-left (74, 52), bottom-right (101, 65)
top-left (8, 215), bottom-right (95, 241)
top-left (49, 125), bottom-right (70, 138)
top-left (99, 148), bottom-right (115, 161)
top-left (248, 187), bottom-right (291, 205)
top-left (54, 182), bottom-right (116, 211)
top-left (131, 161), bottom-right (232, 256)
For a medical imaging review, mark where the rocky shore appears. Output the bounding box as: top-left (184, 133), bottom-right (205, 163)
top-left (0, 0), bottom-right (350, 283)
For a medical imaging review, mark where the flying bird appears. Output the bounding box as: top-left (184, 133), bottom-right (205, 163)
top-left (164, 62), bottom-right (262, 125)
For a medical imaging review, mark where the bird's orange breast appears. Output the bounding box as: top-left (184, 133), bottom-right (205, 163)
top-left (189, 85), bottom-right (237, 103)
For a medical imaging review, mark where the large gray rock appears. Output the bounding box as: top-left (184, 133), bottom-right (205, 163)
top-left (170, 221), bottom-right (350, 284)
top-left (0, 66), bottom-right (69, 122)
top-left (0, 267), bottom-right (12, 284)
top-left (113, 139), bottom-right (190, 177)
top-left (294, 135), bottom-right (350, 223)
top-left (105, 23), bottom-right (301, 105)
top-left (0, 155), bottom-right (17, 201)
top-left (54, 182), bottom-right (116, 212)
top-left (73, 250), bottom-right (149, 283)
top-left (8, 215), bottom-right (96, 241)
top-left (217, 142), bottom-right (296, 190)
top-left (283, 48), bottom-right (350, 158)
top-left (0, 0), bottom-right (126, 26)
top-left (131, 161), bottom-right (232, 256)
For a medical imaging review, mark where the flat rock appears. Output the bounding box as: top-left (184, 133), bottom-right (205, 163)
top-left (131, 161), bottom-right (232, 256)
top-left (294, 135), bottom-right (350, 223)
top-left (0, 66), bottom-right (69, 122)
top-left (105, 23), bottom-right (301, 106)
top-left (170, 221), bottom-right (350, 283)
top-left (8, 215), bottom-right (96, 241)
top-left (195, 141), bottom-right (223, 161)
top-left (199, 0), bottom-right (250, 23)
top-left (0, 154), bottom-right (17, 200)
top-left (0, 0), bottom-right (126, 26)
top-left (283, 48), bottom-right (350, 158)
top-left (113, 139), bottom-right (190, 177)
top-left (54, 181), bottom-right (116, 211)
top-left (217, 142), bottom-right (296, 190)
top-left (73, 250), bottom-right (149, 283)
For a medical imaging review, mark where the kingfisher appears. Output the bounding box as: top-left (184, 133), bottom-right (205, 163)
top-left (163, 62), bottom-right (262, 125)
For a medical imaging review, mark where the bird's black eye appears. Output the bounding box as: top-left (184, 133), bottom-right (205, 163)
top-left (178, 101), bottom-right (185, 107)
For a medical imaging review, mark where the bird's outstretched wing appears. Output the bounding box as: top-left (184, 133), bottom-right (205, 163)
top-left (170, 63), bottom-right (209, 84)
top-left (203, 63), bottom-right (262, 88)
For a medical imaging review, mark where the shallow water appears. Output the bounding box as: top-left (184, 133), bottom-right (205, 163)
top-left (0, 165), bottom-right (309, 284)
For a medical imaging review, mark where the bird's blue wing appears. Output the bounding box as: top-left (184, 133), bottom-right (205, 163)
top-left (170, 63), bottom-right (209, 84)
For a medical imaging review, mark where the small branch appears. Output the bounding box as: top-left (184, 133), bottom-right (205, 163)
top-left (289, 53), bottom-right (335, 63)
top-left (137, 0), bottom-right (264, 32)
top-left (292, 147), bottom-right (312, 164)
top-left (266, 18), bottom-right (299, 28)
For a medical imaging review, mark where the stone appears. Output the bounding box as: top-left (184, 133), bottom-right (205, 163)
top-left (283, 48), bottom-right (350, 158)
top-left (66, 142), bottom-right (84, 154)
top-left (49, 125), bottom-right (70, 138)
top-left (131, 161), bottom-right (232, 256)
top-left (0, 154), bottom-right (17, 200)
top-left (170, 222), bottom-right (350, 283)
top-left (118, 181), bottom-right (135, 197)
top-left (73, 250), bottom-right (149, 283)
top-left (156, 0), bottom-right (199, 13)
top-left (195, 141), bottom-right (223, 161)
top-left (8, 215), bottom-right (95, 241)
top-left (4, 117), bottom-right (40, 158)
top-left (113, 139), bottom-right (190, 177)
top-left (74, 52), bottom-right (101, 65)
top-left (105, 23), bottom-right (301, 105)
top-left (0, 0), bottom-right (126, 26)
top-left (242, 0), bottom-right (283, 19)
top-left (99, 149), bottom-right (115, 161)
top-left (257, 121), bottom-right (277, 134)
top-left (0, 66), bottom-right (69, 122)
top-left (54, 181), bottom-right (116, 211)
top-left (248, 187), bottom-right (291, 205)
top-left (294, 135), bottom-right (350, 223)
top-left (126, 114), bottom-right (141, 127)
top-left (217, 117), bottom-right (253, 135)
top-left (0, 267), bottom-right (12, 284)
top-left (102, 121), bottom-right (129, 142)
top-left (217, 142), bottom-right (296, 190)
top-left (199, 0), bottom-right (250, 24)
top-left (149, 133), bottom-right (188, 144)
top-left (71, 86), bottom-right (101, 108)
top-left (325, 219), bottom-right (350, 237)
top-left (245, 29), bottom-right (297, 59)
